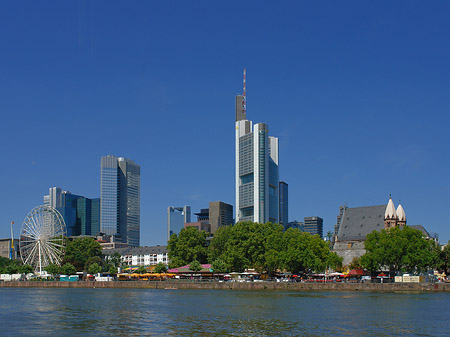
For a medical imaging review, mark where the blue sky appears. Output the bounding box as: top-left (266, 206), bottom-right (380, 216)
top-left (1, 1), bottom-right (450, 246)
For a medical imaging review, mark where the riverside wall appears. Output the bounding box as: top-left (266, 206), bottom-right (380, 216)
top-left (1, 281), bottom-right (449, 292)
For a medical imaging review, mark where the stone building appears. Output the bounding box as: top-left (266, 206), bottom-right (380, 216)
top-left (333, 196), bottom-right (407, 266)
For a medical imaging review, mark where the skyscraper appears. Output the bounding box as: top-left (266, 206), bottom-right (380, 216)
top-left (304, 216), bottom-right (323, 238)
top-left (279, 181), bottom-right (288, 228)
top-left (235, 70), bottom-right (279, 224)
top-left (43, 187), bottom-right (100, 236)
top-left (167, 206), bottom-right (191, 241)
top-left (101, 155), bottom-right (140, 247)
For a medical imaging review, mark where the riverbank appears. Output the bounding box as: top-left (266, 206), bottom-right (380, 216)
top-left (1, 280), bottom-right (449, 292)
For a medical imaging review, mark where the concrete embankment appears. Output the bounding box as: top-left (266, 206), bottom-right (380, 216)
top-left (1, 281), bottom-right (449, 292)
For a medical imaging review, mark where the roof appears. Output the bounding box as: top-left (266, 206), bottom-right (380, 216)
top-left (337, 205), bottom-right (387, 241)
top-left (409, 225), bottom-right (430, 238)
top-left (396, 204), bottom-right (406, 221)
top-left (168, 264), bottom-right (212, 273)
top-left (385, 198), bottom-right (397, 219)
top-left (103, 245), bottom-right (168, 256)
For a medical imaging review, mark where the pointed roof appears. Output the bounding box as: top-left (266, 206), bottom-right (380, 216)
top-left (396, 204), bottom-right (406, 221)
top-left (385, 197), bottom-right (397, 219)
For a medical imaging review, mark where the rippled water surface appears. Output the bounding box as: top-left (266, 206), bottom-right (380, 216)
top-left (1, 288), bottom-right (449, 336)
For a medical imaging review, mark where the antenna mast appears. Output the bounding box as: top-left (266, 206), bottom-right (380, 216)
top-left (243, 68), bottom-right (246, 114)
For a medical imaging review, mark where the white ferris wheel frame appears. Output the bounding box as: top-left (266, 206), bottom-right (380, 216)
top-left (19, 205), bottom-right (67, 274)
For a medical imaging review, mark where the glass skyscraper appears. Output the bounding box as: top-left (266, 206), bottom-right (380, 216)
top-left (235, 73), bottom-right (279, 224)
top-left (43, 187), bottom-right (100, 236)
top-left (167, 206), bottom-right (191, 241)
top-left (279, 181), bottom-right (289, 228)
top-left (100, 155), bottom-right (140, 247)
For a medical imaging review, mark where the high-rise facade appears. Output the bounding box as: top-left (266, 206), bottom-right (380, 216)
top-left (43, 187), bottom-right (100, 236)
top-left (279, 181), bottom-right (288, 228)
top-left (304, 216), bottom-right (323, 238)
top-left (101, 155), bottom-right (140, 247)
top-left (235, 70), bottom-right (279, 224)
top-left (208, 201), bottom-right (233, 234)
top-left (167, 206), bottom-right (191, 241)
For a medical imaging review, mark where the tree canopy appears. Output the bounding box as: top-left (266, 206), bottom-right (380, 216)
top-left (167, 226), bottom-right (208, 268)
top-left (63, 237), bottom-right (102, 272)
top-left (207, 222), bottom-right (342, 274)
top-left (361, 226), bottom-right (437, 273)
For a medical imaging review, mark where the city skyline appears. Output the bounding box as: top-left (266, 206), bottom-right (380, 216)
top-left (1, 2), bottom-right (450, 245)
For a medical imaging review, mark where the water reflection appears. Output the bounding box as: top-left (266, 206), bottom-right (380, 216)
top-left (0, 288), bottom-right (448, 336)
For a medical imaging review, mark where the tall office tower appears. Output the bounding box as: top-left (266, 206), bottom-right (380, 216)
top-left (77, 197), bottom-right (100, 236)
top-left (101, 155), bottom-right (141, 247)
top-left (235, 70), bottom-right (279, 224)
top-left (43, 187), bottom-right (100, 236)
top-left (208, 201), bottom-right (233, 234)
top-left (167, 206), bottom-right (191, 241)
top-left (44, 187), bottom-right (80, 236)
top-left (279, 181), bottom-right (288, 227)
top-left (303, 216), bottom-right (324, 238)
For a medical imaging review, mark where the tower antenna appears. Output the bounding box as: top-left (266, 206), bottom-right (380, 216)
top-left (243, 68), bottom-right (246, 114)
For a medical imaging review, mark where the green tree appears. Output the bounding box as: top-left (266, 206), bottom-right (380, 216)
top-left (189, 260), bottom-right (203, 272)
top-left (60, 263), bottom-right (77, 275)
top-left (281, 229), bottom-right (337, 274)
top-left (108, 252), bottom-right (122, 269)
top-left (108, 265), bottom-right (118, 275)
top-left (436, 241), bottom-right (450, 274)
top-left (153, 262), bottom-right (168, 274)
top-left (18, 264), bottom-right (34, 274)
top-left (84, 256), bottom-right (102, 272)
top-left (326, 231), bottom-right (334, 248)
top-left (361, 226), bottom-right (436, 273)
top-left (44, 263), bottom-right (61, 275)
top-left (63, 237), bottom-right (102, 271)
top-left (88, 263), bottom-right (102, 275)
top-left (137, 266), bottom-right (147, 274)
top-left (348, 257), bottom-right (362, 270)
top-left (168, 226), bottom-right (208, 268)
top-left (211, 259), bottom-right (228, 273)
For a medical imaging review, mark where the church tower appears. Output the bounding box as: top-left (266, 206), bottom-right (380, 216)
top-left (396, 203), bottom-right (407, 227)
top-left (384, 196), bottom-right (398, 229)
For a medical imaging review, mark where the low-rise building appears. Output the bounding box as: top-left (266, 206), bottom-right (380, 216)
top-left (103, 245), bottom-right (168, 266)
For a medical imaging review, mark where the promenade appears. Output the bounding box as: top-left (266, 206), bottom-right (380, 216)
top-left (1, 280), bottom-right (449, 292)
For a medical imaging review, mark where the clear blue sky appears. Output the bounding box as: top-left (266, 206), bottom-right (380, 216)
top-left (1, 1), bottom-right (450, 246)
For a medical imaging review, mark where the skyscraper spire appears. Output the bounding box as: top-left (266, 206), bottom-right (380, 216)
top-left (235, 68), bottom-right (247, 122)
top-left (242, 68), bottom-right (246, 115)
top-left (243, 68), bottom-right (246, 97)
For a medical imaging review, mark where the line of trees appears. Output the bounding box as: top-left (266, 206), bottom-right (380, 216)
top-left (168, 222), bottom-right (343, 274)
top-left (45, 237), bottom-right (122, 275)
top-left (0, 257), bottom-right (33, 274)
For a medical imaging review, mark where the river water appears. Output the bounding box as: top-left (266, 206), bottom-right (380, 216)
top-left (0, 288), bottom-right (448, 336)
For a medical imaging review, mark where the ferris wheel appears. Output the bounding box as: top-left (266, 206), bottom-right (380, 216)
top-left (19, 205), bottom-right (67, 274)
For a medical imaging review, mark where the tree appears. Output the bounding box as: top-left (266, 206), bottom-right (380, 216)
top-left (88, 263), bottom-right (102, 275)
top-left (189, 260), bottom-right (202, 272)
top-left (60, 263), bottom-right (77, 275)
top-left (84, 256), bottom-right (102, 272)
top-left (44, 263), bottom-right (61, 275)
top-left (361, 226), bottom-right (436, 273)
top-left (18, 264), bottom-right (34, 274)
top-left (168, 226), bottom-right (208, 268)
top-left (326, 231), bottom-right (334, 248)
top-left (63, 237), bottom-right (102, 271)
top-left (348, 257), bottom-right (362, 270)
top-left (137, 266), bottom-right (147, 274)
top-left (436, 241), bottom-right (450, 274)
top-left (211, 259), bottom-right (228, 273)
top-left (154, 262), bottom-right (168, 274)
top-left (108, 265), bottom-right (118, 275)
top-left (108, 252), bottom-right (122, 269)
